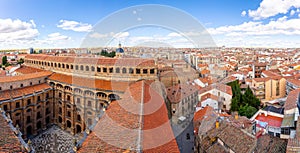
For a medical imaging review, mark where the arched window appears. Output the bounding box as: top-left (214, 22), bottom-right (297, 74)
top-left (80, 65), bottom-right (84, 71)
top-left (67, 120), bottom-right (71, 128)
top-left (86, 66), bottom-right (89, 71)
top-left (116, 67), bottom-right (120, 73)
top-left (122, 68), bottom-right (127, 74)
top-left (91, 66), bottom-right (95, 71)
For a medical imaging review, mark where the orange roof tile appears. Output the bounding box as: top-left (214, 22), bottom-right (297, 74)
top-left (26, 54), bottom-right (156, 67)
top-left (0, 71), bottom-right (52, 83)
top-left (0, 113), bottom-right (27, 152)
top-left (48, 73), bottom-right (130, 92)
top-left (0, 83), bottom-right (51, 101)
top-left (78, 81), bottom-right (179, 152)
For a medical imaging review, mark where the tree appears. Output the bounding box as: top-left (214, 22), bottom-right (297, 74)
top-left (242, 86), bottom-right (260, 109)
top-left (238, 104), bottom-right (257, 118)
top-left (230, 97), bottom-right (239, 112)
top-left (17, 58), bottom-right (24, 65)
top-left (2, 56), bottom-right (7, 66)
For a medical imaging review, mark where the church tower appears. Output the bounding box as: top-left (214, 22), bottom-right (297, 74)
top-left (115, 42), bottom-right (124, 58)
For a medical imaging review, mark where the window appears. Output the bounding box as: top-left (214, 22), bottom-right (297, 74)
top-left (0, 87), bottom-right (1, 91)
top-left (91, 66), bottom-right (95, 71)
top-left (37, 112), bottom-right (41, 119)
top-left (59, 117), bottom-right (62, 123)
top-left (67, 95), bottom-right (71, 101)
top-left (30, 82), bottom-right (32, 86)
top-left (76, 65), bottom-right (79, 70)
top-left (88, 101), bottom-right (92, 107)
top-left (10, 85), bottom-right (13, 89)
top-left (67, 121), bottom-right (71, 128)
top-left (27, 109), bottom-right (31, 112)
top-left (59, 92), bottom-right (62, 98)
top-left (37, 96), bottom-right (41, 101)
top-left (3, 105), bottom-right (7, 111)
top-left (86, 66), bottom-right (89, 71)
top-left (46, 108), bottom-right (50, 114)
top-left (59, 107), bottom-right (62, 114)
top-left (67, 111), bottom-right (71, 117)
top-left (71, 65), bottom-right (73, 69)
top-left (46, 93), bottom-right (49, 99)
top-left (122, 68), bottom-right (127, 74)
top-left (77, 115), bottom-right (81, 121)
top-left (136, 69), bottom-right (141, 74)
top-left (77, 98), bottom-right (80, 104)
top-left (62, 64), bottom-right (65, 68)
top-left (150, 69), bottom-right (155, 74)
top-left (27, 99), bottom-right (31, 105)
top-left (116, 68), bottom-right (120, 73)
top-left (143, 69), bottom-right (148, 74)
top-left (109, 68), bottom-right (113, 73)
top-left (38, 80), bottom-right (41, 84)
top-left (20, 84), bottom-right (23, 87)
top-left (129, 68), bottom-right (134, 74)
top-left (26, 116), bottom-right (31, 124)
top-left (16, 102), bottom-right (20, 108)
top-left (80, 65), bottom-right (83, 71)
top-left (103, 67), bottom-right (107, 73)
top-left (97, 67), bottom-right (101, 72)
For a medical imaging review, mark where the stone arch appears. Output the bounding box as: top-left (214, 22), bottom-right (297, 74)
top-left (84, 90), bottom-right (95, 96)
top-left (67, 120), bottom-right (72, 128)
top-left (76, 125), bottom-right (82, 134)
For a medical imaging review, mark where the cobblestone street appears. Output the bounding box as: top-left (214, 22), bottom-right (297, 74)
top-left (31, 125), bottom-right (78, 153)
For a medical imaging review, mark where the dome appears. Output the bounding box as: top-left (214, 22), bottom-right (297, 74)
top-left (116, 48), bottom-right (124, 53)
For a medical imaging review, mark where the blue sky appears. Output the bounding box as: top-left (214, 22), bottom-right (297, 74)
top-left (1, 0), bottom-right (300, 49)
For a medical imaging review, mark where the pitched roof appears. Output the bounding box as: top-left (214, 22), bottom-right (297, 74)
top-left (287, 79), bottom-right (300, 87)
top-left (25, 54), bottom-right (155, 67)
top-left (0, 113), bottom-right (27, 152)
top-left (284, 89), bottom-right (300, 111)
top-left (15, 65), bottom-right (44, 74)
top-left (48, 73), bottom-right (130, 92)
top-left (0, 83), bottom-right (51, 101)
top-left (0, 71), bottom-right (52, 83)
top-left (78, 80), bottom-right (179, 152)
top-left (255, 114), bottom-right (283, 128)
top-left (166, 83), bottom-right (198, 103)
top-left (199, 83), bottom-right (233, 96)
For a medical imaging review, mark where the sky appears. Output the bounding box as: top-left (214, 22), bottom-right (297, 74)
top-left (1, 0), bottom-right (300, 49)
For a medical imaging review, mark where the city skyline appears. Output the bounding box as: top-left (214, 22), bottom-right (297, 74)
top-left (1, 0), bottom-right (300, 49)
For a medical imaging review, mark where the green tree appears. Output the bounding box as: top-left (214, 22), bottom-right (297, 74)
top-left (230, 97), bottom-right (239, 112)
top-left (17, 58), bottom-right (24, 65)
top-left (2, 56), bottom-right (7, 66)
top-left (238, 104), bottom-right (257, 118)
top-left (242, 86), bottom-right (260, 109)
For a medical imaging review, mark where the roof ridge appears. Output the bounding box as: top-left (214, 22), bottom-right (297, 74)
top-left (137, 80), bottom-right (144, 152)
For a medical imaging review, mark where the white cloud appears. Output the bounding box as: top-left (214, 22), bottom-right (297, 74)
top-left (57, 20), bottom-right (92, 32)
top-left (0, 18), bottom-right (39, 42)
top-left (208, 16), bottom-right (300, 36)
top-left (47, 32), bottom-right (70, 41)
top-left (113, 32), bottom-right (130, 38)
top-left (241, 11), bottom-right (247, 17)
top-left (167, 32), bottom-right (181, 37)
top-left (248, 0), bottom-right (300, 20)
top-left (290, 9), bottom-right (296, 16)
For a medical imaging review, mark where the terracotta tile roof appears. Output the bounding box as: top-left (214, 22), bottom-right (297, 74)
top-left (287, 79), bottom-right (300, 87)
top-left (252, 77), bottom-right (271, 82)
top-left (78, 80), bottom-right (179, 152)
top-left (262, 70), bottom-right (280, 77)
top-left (205, 123), bottom-right (256, 153)
top-left (284, 89), bottom-right (300, 111)
top-left (0, 113), bottom-right (27, 152)
top-left (199, 83), bottom-right (233, 96)
top-left (0, 83), bottom-right (51, 101)
top-left (25, 54), bottom-right (155, 67)
top-left (0, 71), bottom-right (52, 83)
top-left (200, 93), bottom-right (218, 102)
top-left (15, 65), bottom-right (44, 74)
top-left (255, 114), bottom-right (283, 128)
top-left (201, 69), bottom-right (210, 75)
top-left (206, 143), bottom-right (227, 153)
top-left (193, 106), bottom-right (217, 134)
top-left (166, 83), bottom-right (198, 103)
top-left (48, 73), bottom-right (130, 92)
